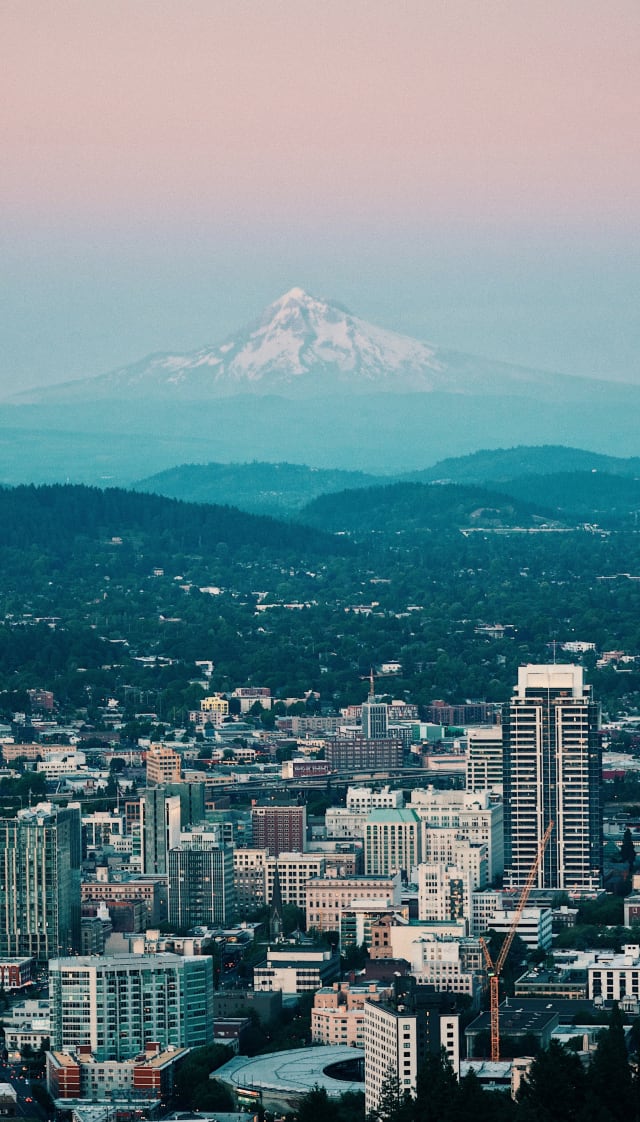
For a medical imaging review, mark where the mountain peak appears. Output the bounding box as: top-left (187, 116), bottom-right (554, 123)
top-left (275, 286), bottom-right (315, 305)
top-left (8, 290), bottom-right (593, 406)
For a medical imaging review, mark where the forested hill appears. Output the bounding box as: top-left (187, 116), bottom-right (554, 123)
top-left (299, 480), bottom-right (553, 533)
top-left (0, 484), bottom-right (344, 559)
top-left (487, 472), bottom-right (640, 524)
top-left (411, 444), bottom-right (640, 484)
top-left (134, 460), bottom-right (384, 516)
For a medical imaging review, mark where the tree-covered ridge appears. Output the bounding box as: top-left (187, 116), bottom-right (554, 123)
top-left (410, 444), bottom-right (640, 484)
top-left (0, 483), bottom-right (343, 558)
top-left (299, 481), bottom-right (554, 532)
top-left (134, 460), bottom-right (385, 516)
top-left (3, 481), bottom-right (640, 715)
top-left (482, 471), bottom-right (640, 526)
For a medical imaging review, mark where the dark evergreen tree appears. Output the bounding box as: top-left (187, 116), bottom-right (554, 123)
top-left (517, 1039), bottom-right (586, 1122)
top-left (414, 1047), bottom-right (460, 1122)
top-left (620, 828), bottom-right (636, 872)
top-left (587, 1003), bottom-right (634, 1122)
top-left (297, 1085), bottom-right (340, 1122)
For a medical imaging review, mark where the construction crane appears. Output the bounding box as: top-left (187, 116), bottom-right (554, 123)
top-left (479, 820), bottom-right (554, 1062)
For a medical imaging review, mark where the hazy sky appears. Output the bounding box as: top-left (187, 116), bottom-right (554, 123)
top-left (2, 0), bottom-right (639, 393)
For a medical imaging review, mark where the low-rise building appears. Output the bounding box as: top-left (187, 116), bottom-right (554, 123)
top-left (306, 873), bottom-right (401, 932)
top-left (1, 999), bottom-right (50, 1054)
top-left (486, 906), bottom-right (553, 951)
top-left (589, 944), bottom-right (640, 1002)
top-left (311, 981), bottom-right (390, 1048)
top-left (46, 1045), bottom-right (188, 1101)
top-left (0, 958), bottom-right (34, 990)
top-left (253, 945), bottom-right (340, 994)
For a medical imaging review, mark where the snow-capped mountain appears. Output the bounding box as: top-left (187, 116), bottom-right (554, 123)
top-left (10, 287), bottom-right (615, 403)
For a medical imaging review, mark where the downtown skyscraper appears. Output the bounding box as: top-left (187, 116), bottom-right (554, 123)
top-left (503, 664), bottom-right (602, 892)
top-left (0, 803), bottom-right (81, 960)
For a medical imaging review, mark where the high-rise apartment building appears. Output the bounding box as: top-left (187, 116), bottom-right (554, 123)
top-left (0, 803), bottom-right (81, 961)
top-left (503, 664), bottom-right (602, 892)
top-left (168, 828), bottom-right (235, 928)
top-left (49, 953), bottom-right (214, 1060)
top-left (364, 978), bottom-right (459, 1114)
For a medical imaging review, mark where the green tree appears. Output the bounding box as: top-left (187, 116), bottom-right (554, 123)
top-left (518, 1039), bottom-right (586, 1122)
top-left (297, 1085), bottom-right (340, 1122)
top-left (414, 1047), bottom-right (460, 1122)
top-left (587, 1003), bottom-right (633, 1122)
top-left (620, 828), bottom-right (636, 872)
top-left (173, 1042), bottom-right (232, 1110)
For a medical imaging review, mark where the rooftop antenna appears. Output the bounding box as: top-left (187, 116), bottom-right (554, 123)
top-left (369, 667), bottom-right (375, 699)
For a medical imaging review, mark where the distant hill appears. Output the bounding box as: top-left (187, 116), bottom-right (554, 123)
top-left (133, 447), bottom-right (640, 525)
top-left (134, 461), bottom-right (385, 517)
top-left (299, 480), bottom-right (554, 534)
top-left (409, 445), bottom-right (640, 484)
top-left (491, 471), bottom-right (640, 525)
top-left (0, 483), bottom-right (343, 561)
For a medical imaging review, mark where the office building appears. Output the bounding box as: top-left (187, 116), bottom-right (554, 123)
top-left (168, 827), bottom-right (235, 928)
top-left (503, 664), bottom-right (602, 891)
top-left (0, 803), bottom-right (81, 961)
top-left (409, 787), bottom-right (503, 879)
top-left (364, 809), bottom-right (421, 877)
top-left (466, 725), bottom-right (504, 793)
top-left (234, 847), bottom-right (269, 915)
top-left (49, 953), bottom-right (214, 1060)
top-left (139, 787), bottom-right (181, 875)
top-left (361, 696), bottom-right (389, 740)
top-left (408, 936), bottom-right (484, 1001)
top-left (325, 737), bottom-right (403, 774)
top-left (145, 744), bottom-right (181, 786)
top-left (417, 863), bottom-right (477, 925)
top-left (254, 945), bottom-right (340, 994)
top-left (264, 853), bottom-right (325, 909)
top-left (346, 786), bottom-right (404, 812)
top-left (306, 872), bottom-right (401, 932)
top-left (312, 981), bottom-right (390, 1048)
top-left (251, 804), bottom-right (306, 856)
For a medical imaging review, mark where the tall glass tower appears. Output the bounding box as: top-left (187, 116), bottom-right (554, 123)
top-left (0, 802), bottom-right (81, 960)
top-left (503, 664), bottom-right (602, 892)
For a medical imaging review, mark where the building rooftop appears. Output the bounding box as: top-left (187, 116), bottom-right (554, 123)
top-left (466, 1006), bottom-right (559, 1037)
top-left (366, 809), bottom-right (420, 824)
top-left (214, 1045), bottom-right (364, 1099)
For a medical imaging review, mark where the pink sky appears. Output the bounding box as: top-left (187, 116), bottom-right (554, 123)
top-left (3, 0), bottom-right (639, 229)
top-left (2, 1), bottom-right (639, 393)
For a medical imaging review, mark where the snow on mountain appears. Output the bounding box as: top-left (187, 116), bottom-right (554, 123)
top-left (10, 287), bottom-right (600, 403)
